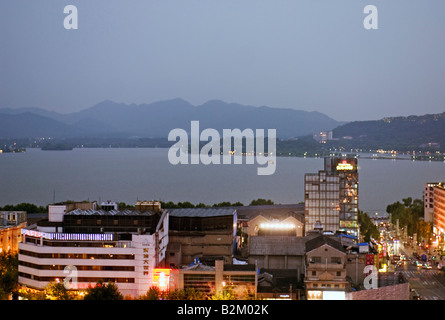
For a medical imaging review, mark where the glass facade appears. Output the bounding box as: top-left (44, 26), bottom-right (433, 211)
top-left (304, 157), bottom-right (359, 238)
top-left (305, 171), bottom-right (340, 234)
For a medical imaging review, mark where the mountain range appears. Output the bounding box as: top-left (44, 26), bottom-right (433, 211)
top-left (331, 112), bottom-right (445, 151)
top-left (0, 99), bottom-right (343, 139)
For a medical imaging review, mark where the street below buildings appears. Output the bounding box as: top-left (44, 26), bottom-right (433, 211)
top-left (398, 245), bottom-right (445, 300)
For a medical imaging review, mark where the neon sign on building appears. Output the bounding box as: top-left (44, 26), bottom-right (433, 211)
top-left (336, 160), bottom-right (354, 171)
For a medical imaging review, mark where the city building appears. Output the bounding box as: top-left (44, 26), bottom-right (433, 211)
top-left (1, 211), bottom-right (27, 254)
top-left (304, 235), bottom-right (348, 300)
top-left (304, 157), bottom-right (359, 239)
top-left (238, 204), bottom-right (305, 241)
top-left (425, 182), bottom-right (445, 226)
top-left (304, 171), bottom-right (341, 235)
top-left (169, 260), bottom-right (257, 298)
top-left (424, 182), bottom-right (442, 222)
top-left (313, 131), bottom-right (334, 143)
top-left (164, 207), bottom-right (238, 268)
top-left (47, 201), bottom-right (97, 224)
top-left (433, 183), bottom-right (445, 241)
top-left (18, 201), bottom-right (168, 298)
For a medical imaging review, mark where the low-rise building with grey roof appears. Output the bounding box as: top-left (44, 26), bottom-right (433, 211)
top-left (164, 207), bottom-right (238, 268)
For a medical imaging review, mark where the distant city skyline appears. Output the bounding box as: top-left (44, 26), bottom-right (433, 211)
top-left (1, 0), bottom-right (445, 122)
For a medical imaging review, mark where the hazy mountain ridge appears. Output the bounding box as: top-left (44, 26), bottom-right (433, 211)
top-left (332, 111), bottom-right (445, 150)
top-left (0, 99), bottom-right (343, 139)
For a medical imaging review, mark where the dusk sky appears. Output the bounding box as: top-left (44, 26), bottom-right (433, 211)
top-left (1, 0), bottom-right (444, 121)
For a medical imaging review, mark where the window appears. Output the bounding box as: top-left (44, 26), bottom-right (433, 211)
top-left (311, 257), bottom-right (321, 263)
top-left (331, 257), bottom-right (342, 264)
top-left (336, 271), bottom-right (342, 276)
top-left (312, 271), bottom-right (316, 276)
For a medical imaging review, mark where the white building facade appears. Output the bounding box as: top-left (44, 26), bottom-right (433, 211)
top-left (18, 208), bottom-right (169, 298)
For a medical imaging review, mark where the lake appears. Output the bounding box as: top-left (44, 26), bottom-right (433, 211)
top-left (1, 148), bottom-right (444, 215)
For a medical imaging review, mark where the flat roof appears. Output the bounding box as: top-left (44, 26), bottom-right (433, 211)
top-left (235, 204), bottom-right (305, 222)
top-left (168, 208), bottom-right (236, 218)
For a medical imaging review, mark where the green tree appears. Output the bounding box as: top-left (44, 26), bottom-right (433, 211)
top-left (358, 211), bottom-right (379, 242)
top-left (386, 197), bottom-right (425, 239)
top-left (45, 282), bottom-right (77, 300)
top-left (210, 290), bottom-right (237, 300)
top-left (0, 252), bottom-right (18, 300)
top-left (249, 199), bottom-right (274, 206)
top-left (0, 202), bottom-right (47, 213)
top-left (167, 287), bottom-right (205, 300)
top-left (139, 286), bottom-right (167, 300)
top-left (83, 280), bottom-right (123, 300)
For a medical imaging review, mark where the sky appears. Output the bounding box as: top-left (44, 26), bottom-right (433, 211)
top-left (1, 0), bottom-right (445, 122)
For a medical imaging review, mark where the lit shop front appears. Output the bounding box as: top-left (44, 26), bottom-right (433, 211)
top-left (306, 290), bottom-right (346, 300)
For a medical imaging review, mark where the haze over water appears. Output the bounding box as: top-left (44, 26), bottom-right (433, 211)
top-left (1, 148), bottom-right (444, 215)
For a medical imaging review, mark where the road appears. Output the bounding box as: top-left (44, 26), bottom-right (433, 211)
top-left (398, 245), bottom-right (445, 300)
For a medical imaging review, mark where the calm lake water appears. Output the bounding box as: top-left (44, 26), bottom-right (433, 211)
top-left (1, 148), bottom-right (444, 215)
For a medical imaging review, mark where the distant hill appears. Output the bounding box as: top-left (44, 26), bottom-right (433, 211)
top-left (0, 99), bottom-right (343, 139)
top-left (331, 112), bottom-right (445, 151)
top-left (0, 112), bottom-right (73, 139)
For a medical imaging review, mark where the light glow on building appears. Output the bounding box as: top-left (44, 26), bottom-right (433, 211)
top-left (21, 228), bottom-right (114, 241)
top-left (152, 268), bottom-right (171, 291)
top-left (259, 222), bottom-right (296, 230)
top-left (336, 160), bottom-right (354, 171)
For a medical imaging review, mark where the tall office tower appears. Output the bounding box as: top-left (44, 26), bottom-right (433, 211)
top-left (324, 157), bottom-right (359, 239)
top-left (304, 157), bottom-right (359, 239)
top-left (304, 171), bottom-right (341, 235)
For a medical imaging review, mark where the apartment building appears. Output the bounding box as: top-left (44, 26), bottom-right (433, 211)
top-left (304, 235), bottom-right (348, 300)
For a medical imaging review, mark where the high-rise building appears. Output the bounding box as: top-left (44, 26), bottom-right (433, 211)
top-left (324, 158), bottom-right (359, 238)
top-left (304, 157), bottom-right (359, 239)
top-left (424, 182), bottom-right (444, 223)
top-left (432, 183), bottom-right (445, 240)
top-left (304, 171), bottom-right (340, 235)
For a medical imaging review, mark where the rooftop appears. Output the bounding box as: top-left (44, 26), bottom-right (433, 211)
top-left (65, 208), bottom-right (157, 216)
top-left (305, 235), bottom-right (346, 253)
top-left (249, 236), bottom-right (307, 256)
top-left (236, 204), bottom-right (305, 222)
top-left (168, 207), bottom-right (236, 217)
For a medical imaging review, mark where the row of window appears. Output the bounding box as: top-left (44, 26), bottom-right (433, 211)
top-left (309, 257), bottom-right (343, 264)
top-left (24, 237), bottom-right (120, 248)
top-left (19, 249), bottom-right (135, 260)
top-left (19, 272), bottom-right (135, 283)
top-left (310, 271), bottom-right (343, 276)
top-left (307, 283), bottom-right (342, 288)
top-left (183, 274), bottom-right (216, 293)
top-left (20, 260), bottom-right (135, 271)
